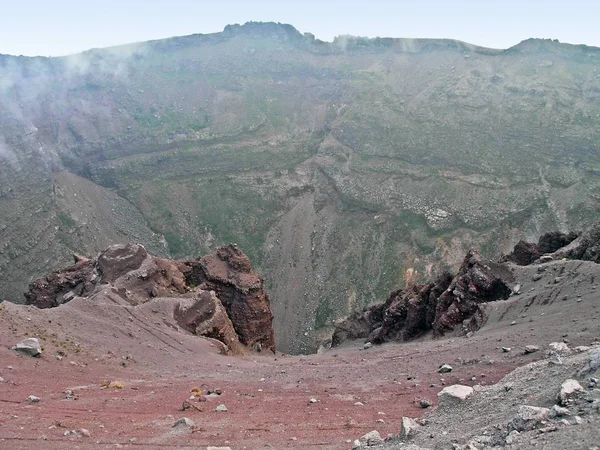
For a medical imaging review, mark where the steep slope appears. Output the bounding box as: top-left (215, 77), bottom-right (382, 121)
top-left (1, 23), bottom-right (600, 352)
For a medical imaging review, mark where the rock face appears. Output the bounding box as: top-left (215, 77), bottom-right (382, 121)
top-left (24, 243), bottom-right (275, 354)
top-left (332, 249), bottom-right (513, 346)
top-left (502, 231), bottom-right (579, 265)
top-left (174, 291), bottom-right (245, 354)
top-left (181, 244), bottom-right (276, 353)
top-left (24, 255), bottom-right (96, 309)
top-left (553, 219), bottom-right (600, 263)
top-left (433, 250), bottom-right (513, 336)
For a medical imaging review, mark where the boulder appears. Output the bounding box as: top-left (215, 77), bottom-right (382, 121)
top-left (437, 385), bottom-right (473, 406)
top-left (175, 291), bottom-right (244, 355)
top-left (98, 243), bottom-right (148, 283)
top-left (399, 417), bottom-right (420, 439)
top-left (558, 379), bottom-right (583, 405)
top-left (508, 405), bottom-right (550, 432)
top-left (24, 257), bottom-right (96, 308)
top-left (549, 342), bottom-right (571, 356)
top-left (358, 430), bottom-right (384, 446)
top-left (12, 337), bottom-right (42, 357)
top-left (433, 250), bottom-right (513, 336)
top-left (502, 231), bottom-right (578, 266)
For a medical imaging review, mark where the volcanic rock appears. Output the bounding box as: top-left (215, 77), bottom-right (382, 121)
top-left (182, 244), bottom-right (276, 353)
top-left (400, 417), bottom-right (421, 439)
top-left (175, 291), bottom-right (244, 354)
top-left (553, 219), bottom-right (600, 263)
top-left (24, 256), bottom-right (97, 308)
top-left (358, 430), bottom-right (384, 446)
top-left (558, 379), bottom-right (583, 405)
top-left (433, 250), bottom-right (513, 335)
top-left (172, 417), bottom-right (195, 427)
top-left (508, 405), bottom-right (550, 432)
top-left (24, 243), bottom-right (275, 354)
top-left (332, 249), bottom-right (512, 347)
top-left (503, 231), bottom-right (579, 265)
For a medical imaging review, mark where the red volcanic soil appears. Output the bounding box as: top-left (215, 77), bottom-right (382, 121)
top-left (1, 259), bottom-right (599, 449)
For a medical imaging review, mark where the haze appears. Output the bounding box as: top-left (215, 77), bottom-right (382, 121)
top-left (2, 0), bottom-right (599, 57)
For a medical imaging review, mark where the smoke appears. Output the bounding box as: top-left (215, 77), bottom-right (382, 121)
top-left (0, 136), bottom-right (20, 170)
top-left (0, 40), bottom-right (149, 97)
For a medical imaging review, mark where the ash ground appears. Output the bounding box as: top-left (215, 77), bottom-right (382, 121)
top-left (1, 258), bottom-right (599, 449)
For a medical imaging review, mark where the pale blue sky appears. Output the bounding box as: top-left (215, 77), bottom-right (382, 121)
top-left (1, 0), bottom-right (599, 56)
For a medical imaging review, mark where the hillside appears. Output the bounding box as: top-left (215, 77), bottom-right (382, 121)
top-left (1, 22), bottom-right (599, 353)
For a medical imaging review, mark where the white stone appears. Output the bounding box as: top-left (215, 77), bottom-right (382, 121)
top-left (26, 395), bottom-right (40, 403)
top-left (215, 404), bottom-right (228, 412)
top-left (549, 342), bottom-right (571, 355)
top-left (558, 379), bottom-right (583, 405)
top-left (438, 364), bottom-right (453, 373)
top-left (12, 338), bottom-right (42, 357)
top-left (358, 430), bottom-right (383, 446)
top-left (524, 345), bottom-right (539, 354)
top-left (551, 405), bottom-right (570, 417)
top-left (399, 417), bottom-right (420, 439)
top-left (308, 397), bottom-right (318, 404)
top-left (437, 385), bottom-right (473, 406)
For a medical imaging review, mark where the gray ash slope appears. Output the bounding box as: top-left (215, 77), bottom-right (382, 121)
top-left (346, 223), bottom-right (600, 450)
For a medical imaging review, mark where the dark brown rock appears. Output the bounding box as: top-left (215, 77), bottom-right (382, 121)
top-left (332, 250), bottom-right (513, 347)
top-left (24, 258), bottom-right (97, 309)
top-left (174, 290), bottom-right (244, 354)
top-left (433, 249), bottom-right (513, 336)
top-left (553, 220), bottom-right (600, 263)
top-left (97, 243), bottom-right (148, 283)
top-left (182, 244), bottom-right (276, 353)
top-left (503, 231), bottom-right (579, 266)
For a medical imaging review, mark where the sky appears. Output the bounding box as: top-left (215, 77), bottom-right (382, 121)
top-left (1, 0), bottom-right (599, 57)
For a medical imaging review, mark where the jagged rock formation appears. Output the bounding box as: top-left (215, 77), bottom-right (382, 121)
top-left (502, 231), bottom-right (579, 265)
top-left (334, 220), bottom-right (600, 348)
top-left (182, 244), bottom-right (276, 352)
top-left (24, 243), bottom-right (275, 353)
top-left (553, 219), bottom-right (600, 263)
top-left (332, 249), bottom-right (513, 346)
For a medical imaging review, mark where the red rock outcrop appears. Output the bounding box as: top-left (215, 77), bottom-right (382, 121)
top-left (181, 244), bottom-right (276, 353)
top-left (24, 243), bottom-right (275, 354)
top-left (332, 249), bottom-right (514, 347)
top-left (432, 250), bottom-right (513, 336)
